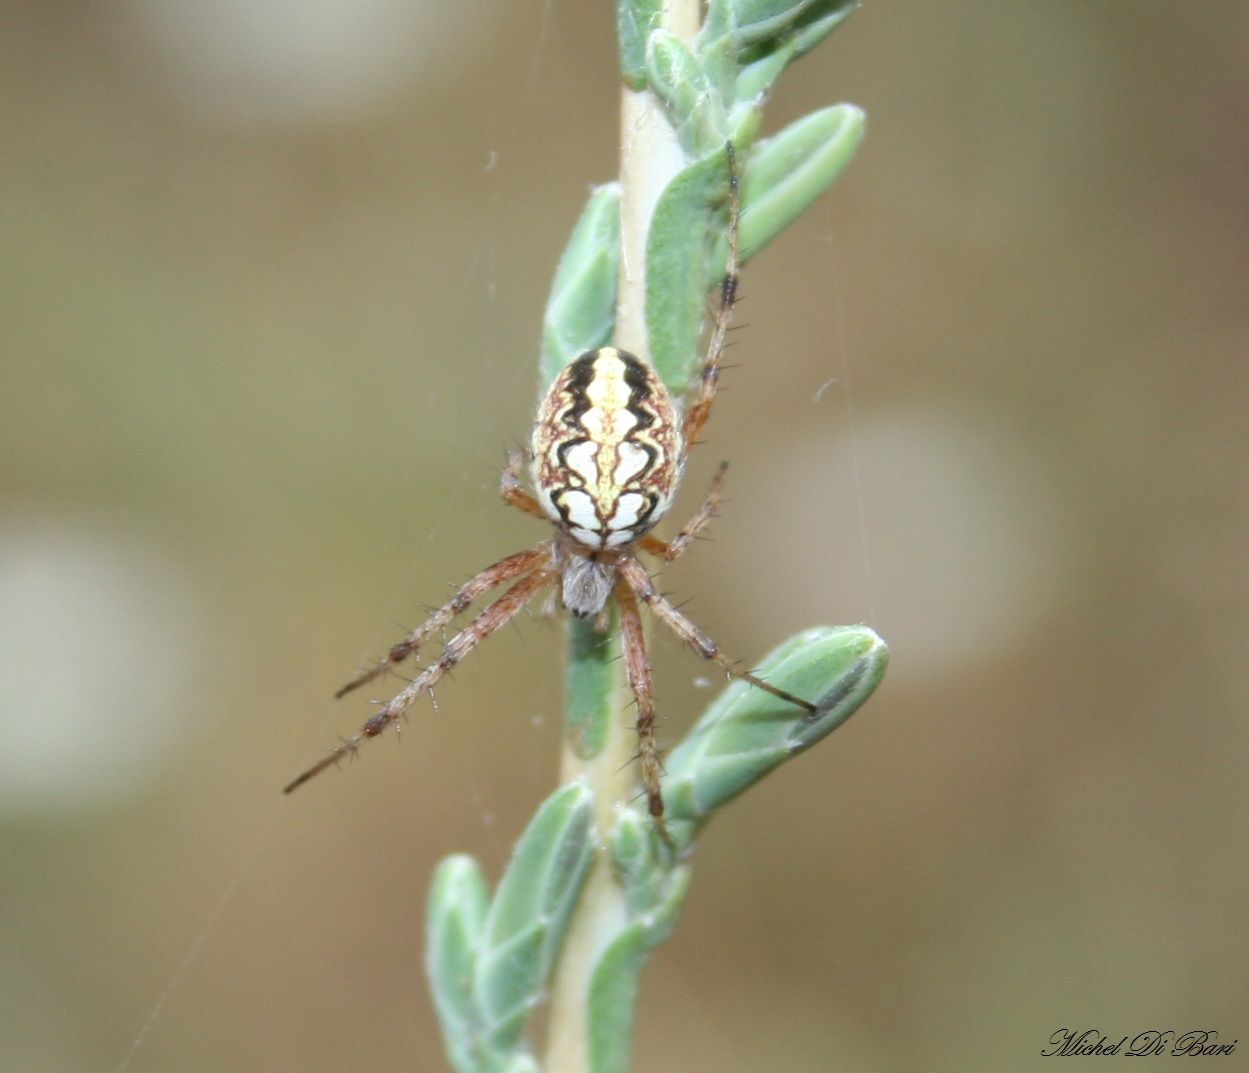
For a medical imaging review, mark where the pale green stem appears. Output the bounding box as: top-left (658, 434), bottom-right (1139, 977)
top-left (541, 3), bottom-right (700, 1070)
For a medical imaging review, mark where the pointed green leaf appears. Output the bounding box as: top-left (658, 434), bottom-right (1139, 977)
top-left (660, 625), bottom-right (888, 829)
top-left (733, 36), bottom-right (799, 103)
top-left (475, 922), bottom-right (548, 1042)
top-left (426, 855), bottom-right (491, 1073)
top-left (645, 148), bottom-right (733, 393)
top-left (722, 0), bottom-right (826, 46)
top-left (702, 0), bottom-right (857, 53)
top-left (426, 786), bottom-right (594, 1072)
top-left (646, 30), bottom-right (727, 155)
top-left (738, 104), bottom-right (864, 262)
top-left (483, 781), bottom-right (594, 948)
top-left (616, 0), bottom-right (663, 87)
top-left (585, 925), bottom-right (649, 1073)
top-left (790, 0), bottom-right (859, 57)
top-left (541, 184), bottom-right (620, 389)
top-left (583, 864), bottom-right (691, 1073)
top-left (473, 781), bottom-right (594, 1048)
top-left (565, 610), bottom-right (620, 760)
top-left (608, 811), bottom-right (673, 913)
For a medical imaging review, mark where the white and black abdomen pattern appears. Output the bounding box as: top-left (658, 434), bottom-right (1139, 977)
top-left (531, 348), bottom-right (683, 550)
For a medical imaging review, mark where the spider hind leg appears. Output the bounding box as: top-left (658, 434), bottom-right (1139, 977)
top-left (286, 550), bottom-right (556, 794)
top-left (334, 545), bottom-right (551, 700)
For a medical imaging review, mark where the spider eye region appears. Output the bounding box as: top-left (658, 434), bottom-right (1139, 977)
top-left (532, 347), bottom-right (683, 550)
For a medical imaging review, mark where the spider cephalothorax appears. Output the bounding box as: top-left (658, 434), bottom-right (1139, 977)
top-left (285, 146), bottom-right (814, 842)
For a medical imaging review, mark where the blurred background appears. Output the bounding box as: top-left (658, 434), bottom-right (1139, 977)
top-left (3, 2), bottom-right (1247, 1071)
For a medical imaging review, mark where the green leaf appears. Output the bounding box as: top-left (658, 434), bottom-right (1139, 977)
top-left (733, 35), bottom-right (799, 103)
top-left (475, 922), bottom-right (548, 1043)
top-left (541, 184), bottom-right (620, 389)
top-left (484, 781), bottom-right (594, 945)
top-left (476, 781), bottom-right (595, 1045)
top-left (703, 0), bottom-right (857, 52)
top-left (702, 1), bottom-right (858, 107)
top-left (645, 113), bottom-right (861, 392)
top-left (564, 610), bottom-right (619, 760)
top-left (645, 148), bottom-right (733, 393)
top-left (608, 811), bottom-right (674, 914)
top-left (606, 810), bottom-right (655, 909)
top-left (615, 0), bottom-right (663, 88)
top-left (584, 869), bottom-right (694, 1073)
top-left (790, 0), bottom-right (859, 58)
top-left (738, 104), bottom-right (864, 262)
top-left (426, 855), bottom-right (491, 1073)
top-left (660, 625), bottom-right (888, 831)
top-left (585, 925), bottom-right (650, 1073)
top-left (646, 30), bottom-right (727, 155)
top-left (426, 785), bottom-right (595, 1072)
top-left (716, 0), bottom-right (825, 46)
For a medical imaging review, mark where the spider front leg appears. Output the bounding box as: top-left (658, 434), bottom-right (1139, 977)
top-left (617, 554), bottom-right (816, 717)
top-left (286, 553), bottom-right (557, 793)
top-left (333, 453), bottom-right (546, 697)
top-left (614, 578), bottom-right (672, 846)
top-left (681, 143), bottom-right (742, 450)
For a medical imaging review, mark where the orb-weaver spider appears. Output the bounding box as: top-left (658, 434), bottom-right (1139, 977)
top-left (284, 145), bottom-right (814, 842)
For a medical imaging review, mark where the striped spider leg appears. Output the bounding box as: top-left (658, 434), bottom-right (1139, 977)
top-left (284, 144), bottom-right (814, 841)
top-left (282, 537), bottom-right (556, 794)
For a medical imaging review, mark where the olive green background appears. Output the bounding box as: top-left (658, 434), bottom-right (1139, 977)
top-left (2, 3), bottom-right (1245, 1071)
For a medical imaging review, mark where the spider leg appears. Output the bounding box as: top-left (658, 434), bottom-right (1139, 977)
top-left (501, 447), bottom-right (547, 521)
top-left (286, 561), bottom-right (557, 794)
top-left (681, 143), bottom-right (741, 450)
top-left (614, 577), bottom-right (672, 847)
top-left (639, 461), bottom-right (728, 563)
top-left (617, 554), bottom-right (816, 716)
top-left (335, 544), bottom-right (552, 698)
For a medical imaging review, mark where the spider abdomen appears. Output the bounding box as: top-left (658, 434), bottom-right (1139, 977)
top-left (532, 347), bottom-right (683, 550)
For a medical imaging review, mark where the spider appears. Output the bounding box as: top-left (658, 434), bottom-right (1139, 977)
top-left (284, 145), bottom-right (815, 841)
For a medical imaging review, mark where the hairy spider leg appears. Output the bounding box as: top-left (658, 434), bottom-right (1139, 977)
top-left (285, 558), bottom-right (557, 793)
top-left (681, 143), bottom-right (741, 451)
top-left (614, 577), bottom-right (671, 846)
top-left (335, 545), bottom-right (551, 698)
top-left (500, 447), bottom-right (547, 521)
top-left (638, 461), bottom-right (729, 563)
top-left (335, 453), bottom-right (549, 697)
top-left (616, 555), bottom-right (816, 716)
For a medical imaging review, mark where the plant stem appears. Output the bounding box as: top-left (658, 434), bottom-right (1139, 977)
top-left (541, 611), bottom-right (628, 1073)
top-left (542, 4), bottom-right (699, 1070)
top-left (616, 4), bottom-right (698, 356)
